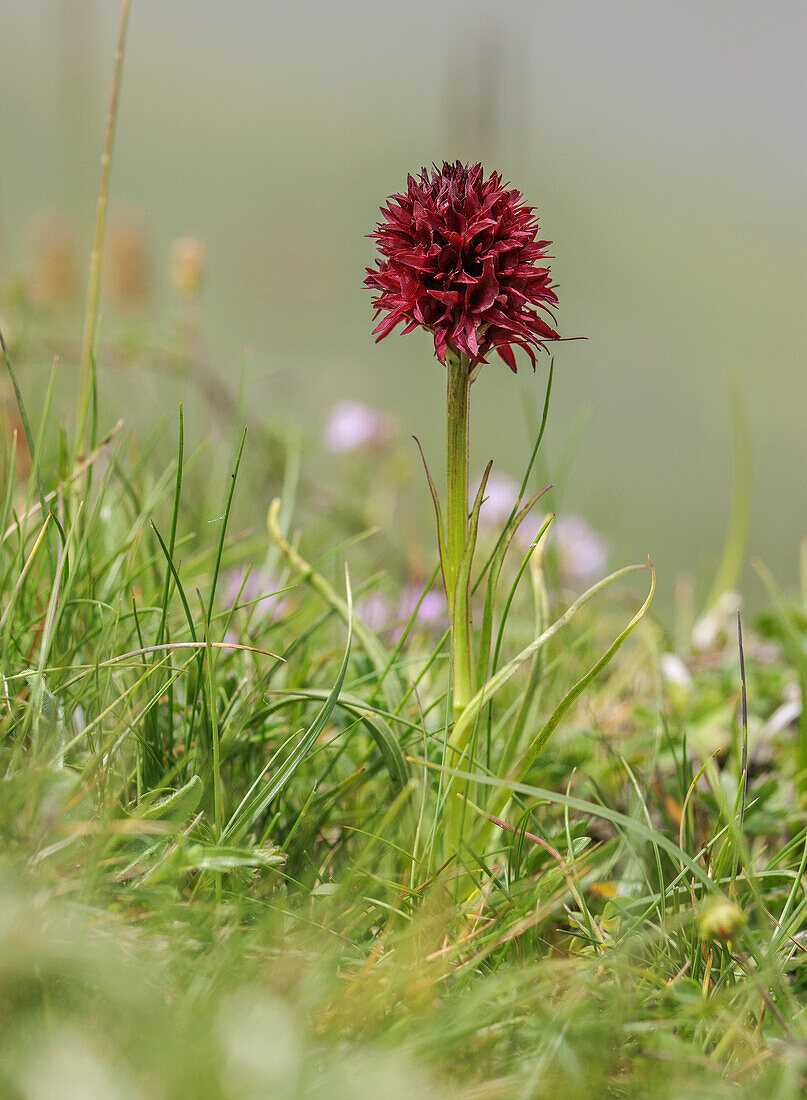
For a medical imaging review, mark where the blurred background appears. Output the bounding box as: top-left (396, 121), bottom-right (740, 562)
top-left (1, 0), bottom-right (806, 610)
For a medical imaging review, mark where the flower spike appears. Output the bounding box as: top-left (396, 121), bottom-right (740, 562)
top-left (365, 161), bottom-right (559, 372)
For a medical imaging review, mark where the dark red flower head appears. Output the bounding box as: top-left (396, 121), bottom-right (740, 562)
top-left (365, 162), bottom-right (559, 372)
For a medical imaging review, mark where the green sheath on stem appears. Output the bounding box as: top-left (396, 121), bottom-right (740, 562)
top-left (444, 351), bottom-right (473, 714)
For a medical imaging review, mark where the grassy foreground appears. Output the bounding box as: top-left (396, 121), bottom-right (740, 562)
top-left (0, 313), bottom-right (806, 1098)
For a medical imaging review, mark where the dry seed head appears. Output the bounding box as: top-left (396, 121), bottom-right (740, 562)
top-left (170, 236), bottom-right (207, 300)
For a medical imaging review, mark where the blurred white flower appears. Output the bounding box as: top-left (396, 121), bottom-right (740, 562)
top-left (324, 400), bottom-right (392, 454)
top-left (692, 591), bottom-right (741, 652)
top-left (660, 652), bottom-right (694, 694)
top-left (760, 694), bottom-right (802, 740)
top-left (11, 1023), bottom-right (139, 1100)
top-left (219, 991), bottom-right (301, 1098)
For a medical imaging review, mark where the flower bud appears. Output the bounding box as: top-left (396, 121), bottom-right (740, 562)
top-left (697, 897), bottom-right (747, 942)
top-left (170, 236), bottom-right (207, 300)
top-left (107, 216), bottom-right (150, 310)
top-left (29, 214), bottom-right (77, 310)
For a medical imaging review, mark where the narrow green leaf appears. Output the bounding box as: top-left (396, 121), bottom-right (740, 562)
top-left (264, 688), bottom-right (409, 788)
top-left (411, 757), bottom-right (718, 894)
top-left (487, 513), bottom-right (554, 689)
top-left (136, 775), bottom-right (204, 822)
top-left (413, 435), bottom-right (448, 591)
top-left (0, 325), bottom-right (53, 573)
top-left (451, 563), bottom-right (647, 755)
top-left (267, 497), bottom-right (397, 705)
top-left (475, 489), bottom-right (551, 688)
top-left (207, 425), bottom-right (247, 626)
top-left (706, 382), bottom-right (751, 611)
top-left (514, 559), bottom-right (656, 779)
top-left (472, 357), bottom-right (554, 592)
top-left (221, 570), bottom-right (354, 843)
top-left (156, 404), bottom-right (184, 648)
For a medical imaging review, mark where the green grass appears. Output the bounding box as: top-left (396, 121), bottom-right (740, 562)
top-left (1, 292), bottom-right (807, 1096)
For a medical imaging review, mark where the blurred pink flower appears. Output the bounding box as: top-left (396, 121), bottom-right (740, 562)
top-left (476, 470), bottom-right (520, 528)
top-left (513, 512), bottom-right (607, 586)
top-left (357, 585), bottom-right (447, 641)
top-left (552, 515), bottom-right (608, 585)
top-left (223, 567), bottom-right (287, 622)
top-left (398, 584), bottom-right (448, 632)
top-left (324, 401), bottom-right (393, 454)
top-left (357, 593), bottom-right (394, 633)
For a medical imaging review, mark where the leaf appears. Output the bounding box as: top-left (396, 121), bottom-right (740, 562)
top-left (450, 563), bottom-right (648, 755)
top-left (207, 425), bottom-right (247, 626)
top-left (413, 435), bottom-right (447, 593)
top-left (180, 844), bottom-right (283, 872)
top-left (267, 497), bottom-right (398, 706)
top-left (514, 558), bottom-right (656, 781)
top-left (136, 775), bottom-right (204, 823)
top-left (221, 569), bottom-right (354, 844)
top-left (22, 669), bottom-right (66, 762)
top-left (263, 688), bottom-right (409, 788)
top-left (471, 357), bottom-right (554, 594)
top-left (411, 757), bottom-right (718, 895)
top-left (485, 512), bottom-right (554, 690)
top-left (475, 491), bottom-right (551, 688)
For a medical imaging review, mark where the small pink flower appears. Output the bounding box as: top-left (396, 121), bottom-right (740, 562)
top-left (552, 515), bottom-right (608, 585)
top-left (398, 584), bottom-right (448, 632)
top-left (324, 401), bottom-right (393, 454)
top-left (357, 593), bottom-right (394, 633)
top-left (514, 513), bottom-right (607, 586)
top-left (476, 470), bottom-right (520, 528)
top-left (358, 586), bottom-right (447, 642)
top-left (223, 567), bottom-right (286, 621)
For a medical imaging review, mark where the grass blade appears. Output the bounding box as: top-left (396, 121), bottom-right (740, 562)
top-left (450, 563), bottom-right (647, 755)
top-left (222, 569), bottom-right (354, 843)
top-left (513, 558), bottom-right (655, 781)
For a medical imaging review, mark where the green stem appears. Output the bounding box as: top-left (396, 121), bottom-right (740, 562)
top-left (445, 352), bottom-right (473, 714)
top-left (75, 0), bottom-right (131, 459)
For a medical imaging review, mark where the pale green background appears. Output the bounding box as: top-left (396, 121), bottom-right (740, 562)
top-left (1, 1), bottom-right (806, 609)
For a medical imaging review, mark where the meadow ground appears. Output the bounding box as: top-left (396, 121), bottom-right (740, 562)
top-left (2, 281), bottom-right (807, 1097)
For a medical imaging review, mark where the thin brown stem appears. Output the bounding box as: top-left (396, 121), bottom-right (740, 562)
top-left (76, 0), bottom-right (132, 457)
